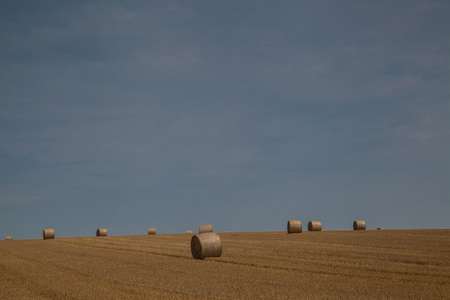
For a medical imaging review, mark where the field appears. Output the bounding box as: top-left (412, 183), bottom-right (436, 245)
top-left (1, 229), bottom-right (449, 299)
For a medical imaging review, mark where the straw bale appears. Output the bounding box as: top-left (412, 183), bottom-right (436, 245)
top-left (43, 229), bottom-right (55, 240)
top-left (287, 220), bottom-right (302, 233)
top-left (377, 227), bottom-right (385, 230)
top-left (5, 236), bottom-right (13, 240)
top-left (148, 228), bottom-right (156, 235)
top-left (199, 224), bottom-right (214, 234)
top-left (96, 228), bottom-right (108, 236)
top-left (308, 221), bottom-right (322, 231)
top-left (353, 220), bottom-right (366, 230)
top-left (186, 230), bottom-right (194, 234)
top-left (191, 232), bottom-right (222, 259)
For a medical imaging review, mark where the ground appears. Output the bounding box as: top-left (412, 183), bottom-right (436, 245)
top-left (1, 229), bottom-right (449, 299)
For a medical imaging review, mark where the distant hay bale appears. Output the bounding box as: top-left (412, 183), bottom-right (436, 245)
top-left (287, 220), bottom-right (302, 233)
top-left (191, 232), bottom-right (222, 259)
top-left (308, 221), bottom-right (322, 231)
top-left (5, 236), bottom-right (13, 240)
top-left (353, 220), bottom-right (366, 230)
top-left (377, 227), bottom-right (385, 230)
top-left (199, 224), bottom-right (214, 234)
top-left (43, 229), bottom-right (55, 240)
top-left (148, 228), bottom-right (156, 235)
top-left (96, 228), bottom-right (108, 236)
top-left (186, 230), bottom-right (194, 234)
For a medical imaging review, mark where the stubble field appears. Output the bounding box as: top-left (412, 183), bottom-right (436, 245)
top-left (1, 229), bottom-right (449, 299)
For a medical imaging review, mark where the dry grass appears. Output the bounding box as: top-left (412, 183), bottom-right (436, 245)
top-left (199, 225), bottom-right (213, 234)
top-left (191, 232), bottom-right (223, 259)
top-left (287, 220), bottom-right (302, 233)
top-left (42, 229), bottom-right (55, 240)
top-left (353, 220), bottom-right (366, 230)
top-left (308, 221), bottom-right (322, 231)
top-left (0, 229), bottom-right (449, 299)
top-left (96, 229), bottom-right (107, 237)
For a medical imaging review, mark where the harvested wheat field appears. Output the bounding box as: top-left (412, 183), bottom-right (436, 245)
top-left (0, 229), bottom-right (449, 299)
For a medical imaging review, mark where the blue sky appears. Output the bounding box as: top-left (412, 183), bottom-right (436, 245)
top-left (1, 1), bottom-right (449, 239)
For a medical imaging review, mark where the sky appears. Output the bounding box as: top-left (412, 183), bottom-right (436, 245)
top-left (1, 1), bottom-right (449, 239)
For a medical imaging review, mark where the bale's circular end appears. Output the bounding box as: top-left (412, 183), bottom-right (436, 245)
top-left (308, 221), bottom-right (322, 231)
top-left (191, 232), bottom-right (222, 259)
top-left (148, 228), bottom-right (156, 235)
top-left (287, 220), bottom-right (302, 233)
top-left (353, 220), bottom-right (366, 230)
top-left (96, 228), bottom-right (108, 236)
top-left (43, 229), bottom-right (55, 240)
top-left (191, 235), bottom-right (203, 259)
top-left (199, 224), bottom-right (214, 234)
top-left (5, 236), bottom-right (13, 240)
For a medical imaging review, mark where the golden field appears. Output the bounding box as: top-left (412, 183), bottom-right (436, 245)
top-left (1, 229), bottom-right (449, 299)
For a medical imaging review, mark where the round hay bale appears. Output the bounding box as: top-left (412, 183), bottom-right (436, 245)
top-left (96, 228), bottom-right (108, 236)
top-left (191, 232), bottom-right (222, 259)
top-left (147, 228), bottom-right (156, 235)
top-left (43, 229), bottom-right (55, 240)
top-left (353, 220), bottom-right (366, 230)
top-left (377, 227), bottom-right (385, 230)
top-left (308, 221), bottom-right (322, 231)
top-left (199, 224), bottom-right (214, 234)
top-left (287, 220), bottom-right (302, 233)
top-left (186, 230), bottom-right (194, 234)
top-left (5, 236), bottom-right (13, 240)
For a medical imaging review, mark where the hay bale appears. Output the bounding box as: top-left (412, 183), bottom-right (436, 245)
top-left (377, 227), bottom-right (385, 230)
top-left (43, 229), bottom-right (55, 240)
top-left (148, 228), bottom-right (156, 235)
top-left (5, 236), bottom-right (13, 240)
top-left (186, 230), bottom-right (194, 234)
top-left (353, 220), bottom-right (366, 230)
top-left (191, 232), bottom-right (222, 259)
top-left (199, 224), bottom-right (214, 234)
top-left (96, 228), bottom-right (108, 236)
top-left (308, 221), bottom-right (322, 231)
top-left (287, 220), bottom-right (302, 233)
